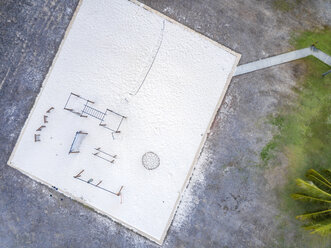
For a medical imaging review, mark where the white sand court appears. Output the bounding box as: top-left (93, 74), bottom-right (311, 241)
top-left (8, 0), bottom-right (240, 244)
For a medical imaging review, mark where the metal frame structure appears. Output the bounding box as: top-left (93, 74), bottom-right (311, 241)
top-left (93, 147), bottom-right (117, 164)
top-left (69, 131), bottom-right (88, 154)
top-left (73, 169), bottom-right (123, 198)
top-left (64, 93), bottom-right (126, 135)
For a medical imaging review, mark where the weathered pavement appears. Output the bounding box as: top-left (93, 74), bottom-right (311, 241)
top-left (1, 0), bottom-right (331, 247)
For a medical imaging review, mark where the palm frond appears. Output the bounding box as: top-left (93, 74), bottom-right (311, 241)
top-left (295, 179), bottom-right (331, 200)
top-left (291, 193), bottom-right (331, 204)
top-left (292, 168), bottom-right (331, 236)
top-left (304, 218), bottom-right (331, 236)
top-left (296, 209), bottom-right (331, 221)
top-left (306, 169), bottom-right (331, 191)
top-left (323, 169), bottom-right (331, 182)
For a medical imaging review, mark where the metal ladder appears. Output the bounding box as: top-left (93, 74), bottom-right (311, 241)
top-left (82, 105), bottom-right (105, 120)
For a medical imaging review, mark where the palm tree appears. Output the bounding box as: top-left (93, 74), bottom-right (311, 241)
top-left (291, 169), bottom-right (331, 236)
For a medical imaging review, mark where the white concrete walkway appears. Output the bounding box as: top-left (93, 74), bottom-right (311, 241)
top-left (234, 47), bottom-right (331, 76)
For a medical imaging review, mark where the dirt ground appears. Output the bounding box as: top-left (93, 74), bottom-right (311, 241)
top-left (0, 0), bottom-right (330, 247)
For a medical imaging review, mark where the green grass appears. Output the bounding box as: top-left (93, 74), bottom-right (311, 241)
top-left (279, 55), bottom-right (331, 213)
top-left (260, 28), bottom-right (331, 245)
top-left (291, 27), bottom-right (331, 55)
top-left (262, 55), bottom-right (331, 171)
top-left (260, 116), bottom-right (285, 164)
top-left (262, 27), bottom-right (331, 179)
top-left (272, 0), bottom-right (294, 12)
top-left (260, 135), bottom-right (280, 163)
top-left (268, 56), bottom-right (330, 245)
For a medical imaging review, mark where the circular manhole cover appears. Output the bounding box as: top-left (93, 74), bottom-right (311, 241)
top-left (142, 152), bottom-right (160, 170)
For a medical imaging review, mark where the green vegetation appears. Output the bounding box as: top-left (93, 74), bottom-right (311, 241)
top-left (272, 0), bottom-right (294, 12)
top-left (291, 27), bottom-right (331, 55)
top-left (268, 55), bottom-right (331, 215)
top-left (260, 28), bottom-right (331, 244)
top-left (260, 135), bottom-right (280, 164)
top-left (260, 116), bottom-right (286, 164)
top-left (292, 169), bottom-right (331, 236)
top-left (260, 55), bottom-right (331, 168)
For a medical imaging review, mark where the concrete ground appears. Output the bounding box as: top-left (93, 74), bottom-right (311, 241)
top-left (0, 0), bottom-right (330, 247)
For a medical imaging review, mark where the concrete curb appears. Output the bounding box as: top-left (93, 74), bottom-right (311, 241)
top-left (234, 47), bottom-right (331, 76)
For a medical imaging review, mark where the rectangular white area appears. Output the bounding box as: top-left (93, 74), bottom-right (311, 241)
top-left (8, 0), bottom-right (240, 244)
